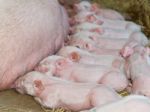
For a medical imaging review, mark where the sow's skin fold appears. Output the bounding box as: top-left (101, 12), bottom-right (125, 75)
top-left (0, 0), bottom-right (69, 90)
top-left (14, 71), bottom-right (121, 111)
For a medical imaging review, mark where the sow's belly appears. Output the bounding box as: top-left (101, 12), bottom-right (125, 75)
top-left (0, 0), bottom-right (69, 90)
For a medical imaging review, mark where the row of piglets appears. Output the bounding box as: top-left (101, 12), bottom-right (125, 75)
top-left (70, 1), bottom-right (140, 32)
top-left (10, 1), bottom-right (127, 111)
top-left (67, 1), bottom-right (150, 95)
top-left (67, 1), bottom-right (145, 57)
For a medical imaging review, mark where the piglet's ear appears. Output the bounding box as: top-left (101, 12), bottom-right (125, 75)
top-left (69, 52), bottom-right (81, 62)
top-left (34, 80), bottom-right (45, 92)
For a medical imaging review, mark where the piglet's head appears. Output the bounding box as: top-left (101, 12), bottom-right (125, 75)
top-left (35, 56), bottom-right (64, 75)
top-left (14, 72), bottom-right (46, 96)
top-left (14, 76), bottom-right (37, 96)
top-left (54, 58), bottom-right (73, 73)
top-left (86, 15), bottom-right (96, 22)
top-left (14, 76), bottom-right (27, 95)
top-left (74, 1), bottom-right (92, 12)
top-left (86, 15), bottom-right (103, 25)
top-left (69, 38), bottom-right (95, 52)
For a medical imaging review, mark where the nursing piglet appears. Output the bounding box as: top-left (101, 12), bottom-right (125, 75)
top-left (74, 1), bottom-right (124, 20)
top-left (81, 95), bottom-right (150, 112)
top-left (73, 12), bottom-right (140, 32)
top-left (35, 56), bottom-right (128, 91)
top-left (68, 31), bottom-right (120, 56)
top-left (14, 71), bottom-right (121, 111)
top-left (57, 46), bottom-right (125, 70)
top-left (71, 22), bottom-right (134, 39)
top-left (70, 31), bottom-right (127, 50)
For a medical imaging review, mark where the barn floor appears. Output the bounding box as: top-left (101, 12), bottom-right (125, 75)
top-left (0, 89), bottom-right (44, 112)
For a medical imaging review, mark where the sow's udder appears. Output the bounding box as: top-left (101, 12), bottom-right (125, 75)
top-left (0, 0), bottom-right (69, 90)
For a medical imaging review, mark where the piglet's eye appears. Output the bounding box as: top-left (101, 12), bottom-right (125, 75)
top-left (85, 43), bottom-right (89, 48)
top-left (75, 45), bottom-right (80, 48)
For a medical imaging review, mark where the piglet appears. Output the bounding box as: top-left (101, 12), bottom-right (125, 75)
top-left (57, 46), bottom-right (125, 70)
top-left (81, 95), bottom-right (150, 112)
top-left (120, 32), bottom-right (148, 58)
top-left (91, 2), bottom-right (125, 20)
top-left (74, 1), bottom-right (124, 20)
top-left (14, 71), bottom-right (121, 111)
top-left (69, 31), bottom-right (127, 50)
top-left (68, 31), bottom-right (120, 56)
top-left (72, 22), bottom-right (134, 39)
top-left (125, 47), bottom-right (150, 97)
top-left (74, 1), bottom-right (92, 12)
top-left (73, 12), bottom-right (140, 32)
top-left (35, 55), bottom-right (128, 92)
